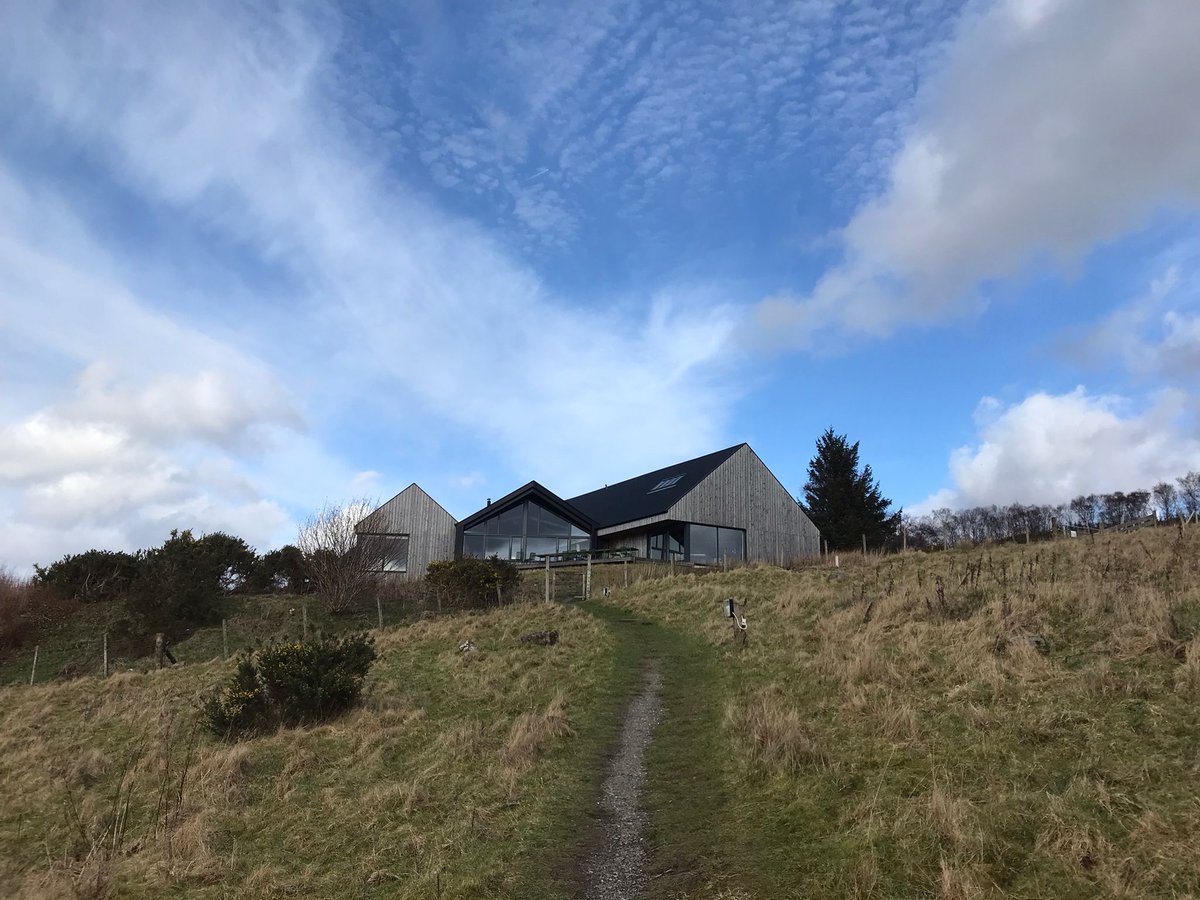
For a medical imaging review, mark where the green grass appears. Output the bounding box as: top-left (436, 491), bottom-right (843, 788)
top-left (601, 528), bottom-right (1200, 899)
top-left (6, 527), bottom-right (1200, 898)
top-left (0, 593), bottom-right (415, 687)
top-left (0, 601), bottom-right (641, 899)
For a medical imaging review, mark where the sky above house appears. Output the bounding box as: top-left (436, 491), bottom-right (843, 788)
top-left (2, 0), bottom-right (1199, 569)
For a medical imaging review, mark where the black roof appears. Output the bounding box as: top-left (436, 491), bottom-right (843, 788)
top-left (567, 443), bottom-right (745, 529)
top-left (457, 480), bottom-right (599, 532)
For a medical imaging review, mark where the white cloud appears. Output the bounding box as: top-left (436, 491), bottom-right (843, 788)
top-left (756, 0), bottom-right (1200, 347)
top-left (1071, 258), bottom-right (1200, 379)
top-left (915, 387), bottom-right (1200, 512)
top-left (378, 0), bottom-right (961, 244)
top-left (0, 1), bottom-right (753, 566)
top-left (0, 365), bottom-right (302, 569)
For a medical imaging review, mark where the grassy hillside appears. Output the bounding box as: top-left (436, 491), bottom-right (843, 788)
top-left (611, 525), bottom-right (1200, 898)
top-left (0, 602), bottom-right (632, 899)
top-left (5, 527), bottom-right (1199, 899)
top-left (0, 592), bottom-right (414, 687)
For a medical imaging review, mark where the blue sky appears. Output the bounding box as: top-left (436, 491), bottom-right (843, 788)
top-left (1, 0), bottom-right (1199, 568)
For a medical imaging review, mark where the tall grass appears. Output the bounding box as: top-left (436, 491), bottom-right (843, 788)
top-left (612, 526), bottom-right (1200, 898)
top-left (0, 602), bottom-right (615, 898)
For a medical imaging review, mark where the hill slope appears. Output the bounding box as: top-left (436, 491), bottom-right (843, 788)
top-left (610, 526), bottom-right (1200, 898)
top-left (0, 603), bottom-right (627, 899)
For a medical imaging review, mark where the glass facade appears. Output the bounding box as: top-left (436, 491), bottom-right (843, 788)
top-left (462, 500), bottom-right (591, 561)
top-left (361, 534), bottom-right (409, 573)
top-left (648, 522), bottom-right (686, 561)
top-left (647, 522), bottom-right (745, 565)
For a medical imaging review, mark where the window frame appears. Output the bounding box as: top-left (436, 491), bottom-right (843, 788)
top-left (361, 532), bottom-right (411, 574)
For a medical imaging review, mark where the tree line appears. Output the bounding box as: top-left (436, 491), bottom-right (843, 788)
top-left (799, 427), bottom-right (1200, 553)
top-left (903, 471), bottom-right (1200, 550)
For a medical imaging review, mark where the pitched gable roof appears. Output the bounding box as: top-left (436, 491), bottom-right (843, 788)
top-left (566, 443), bottom-right (745, 529)
top-left (457, 480), bottom-right (599, 533)
top-left (356, 482), bottom-right (457, 533)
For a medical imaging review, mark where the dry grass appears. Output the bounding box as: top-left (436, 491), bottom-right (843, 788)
top-left (611, 526), bottom-right (1200, 898)
top-left (0, 601), bottom-right (612, 898)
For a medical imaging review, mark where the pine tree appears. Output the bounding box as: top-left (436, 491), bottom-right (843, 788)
top-left (801, 428), bottom-right (900, 551)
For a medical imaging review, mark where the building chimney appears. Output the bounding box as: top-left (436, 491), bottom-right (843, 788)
top-left (486, 498), bottom-right (492, 506)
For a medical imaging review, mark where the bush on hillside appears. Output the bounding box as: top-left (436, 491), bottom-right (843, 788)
top-left (0, 568), bottom-right (82, 653)
top-left (426, 557), bottom-right (520, 609)
top-left (34, 549), bottom-right (141, 603)
top-left (127, 530), bottom-right (233, 632)
top-left (245, 544), bottom-right (309, 594)
top-left (201, 633), bottom-right (376, 738)
top-left (196, 532), bottom-right (257, 592)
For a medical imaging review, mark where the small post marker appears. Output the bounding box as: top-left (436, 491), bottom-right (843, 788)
top-left (544, 555), bottom-right (551, 603)
top-left (222, 619), bottom-right (228, 659)
top-left (103, 632), bottom-right (109, 677)
top-left (155, 633), bottom-right (165, 669)
top-left (302, 604), bottom-right (308, 641)
top-left (377, 594), bottom-right (384, 630)
top-left (624, 557), bottom-right (629, 587)
top-left (29, 645), bottom-right (38, 685)
top-left (862, 533), bottom-right (867, 555)
top-left (586, 553), bottom-right (593, 599)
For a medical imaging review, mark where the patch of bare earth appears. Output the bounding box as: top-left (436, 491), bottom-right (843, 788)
top-left (578, 660), bottom-right (663, 900)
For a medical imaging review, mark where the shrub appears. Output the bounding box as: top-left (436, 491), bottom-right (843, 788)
top-left (426, 557), bottom-right (520, 609)
top-left (201, 634), bottom-right (376, 737)
top-left (245, 545), bottom-right (309, 594)
top-left (34, 549), bottom-right (140, 603)
top-left (127, 530), bottom-right (233, 632)
top-left (0, 568), bottom-right (82, 653)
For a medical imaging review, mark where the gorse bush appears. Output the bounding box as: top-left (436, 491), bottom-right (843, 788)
top-left (426, 557), bottom-right (520, 609)
top-left (34, 549), bottom-right (141, 603)
top-left (202, 633), bottom-right (376, 737)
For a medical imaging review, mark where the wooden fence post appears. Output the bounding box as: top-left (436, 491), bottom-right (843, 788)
top-left (222, 619), bottom-right (228, 659)
top-left (862, 533), bottom-right (867, 555)
top-left (302, 605), bottom-right (308, 642)
top-left (585, 553), bottom-right (593, 600)
top-left (544, 556), bottom-right (550, 603)
top-left (29, 645), bottom-right (38, 685)
top-left (623, 557), bottom-right (628, 588)
top-left (155, 633), bottom-right (165, 669)
top-left (103, 632), bottom-right (109, 677)
top-left (377, 595), bottom-right (384, 630)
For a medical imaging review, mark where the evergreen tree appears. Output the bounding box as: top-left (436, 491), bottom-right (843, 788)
top-left (801, 428), bottom-right (900, 550)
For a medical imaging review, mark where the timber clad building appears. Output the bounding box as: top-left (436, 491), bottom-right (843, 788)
top-left (355, 443), bottom-right (819, 579)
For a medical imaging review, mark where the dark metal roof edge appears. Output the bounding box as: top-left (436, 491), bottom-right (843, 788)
top-left (567, 442), bottom-right (747, 506)
top-left (457, 480), bottom-right (599, 532)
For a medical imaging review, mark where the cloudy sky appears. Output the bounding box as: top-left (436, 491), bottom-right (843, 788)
top-left (2, 0), bottom-right (1198, 569)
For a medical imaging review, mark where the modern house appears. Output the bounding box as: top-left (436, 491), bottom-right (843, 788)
top-left (356, 444), bottom-right (820, 578)
top-left (354, 483), bottom-right (457, 581)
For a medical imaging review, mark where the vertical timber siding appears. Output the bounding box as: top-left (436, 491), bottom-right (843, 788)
top-left (356, 484), bottom-right (457, 581)
top-left (667, 445), bottom-right (819, 564)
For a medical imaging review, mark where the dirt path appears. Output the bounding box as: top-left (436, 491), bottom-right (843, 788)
top-left (579, 659), bottom-right (664, 900)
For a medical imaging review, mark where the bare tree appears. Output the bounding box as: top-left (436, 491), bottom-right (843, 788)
top-left (296, 498), bottom-right (377, 614)
top-left (1178, 472), bottom-right (1200, 518)
top-left (1152, 482), bottom-right (1178, 521)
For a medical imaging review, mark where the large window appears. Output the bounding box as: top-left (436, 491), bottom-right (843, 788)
top-left (688, 524), bottom-right (719, 564)
top-left (361, 533), bottom-right (410, 573)
top-left (463, 500), bottom-right (590, 561)
top-left (647, 523), bottom-right (745, 564)
top-left (648, 522), bottom-right (686, 561)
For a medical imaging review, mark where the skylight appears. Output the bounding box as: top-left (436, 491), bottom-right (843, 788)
top-left (648, 474), bottom-right (684, 494)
